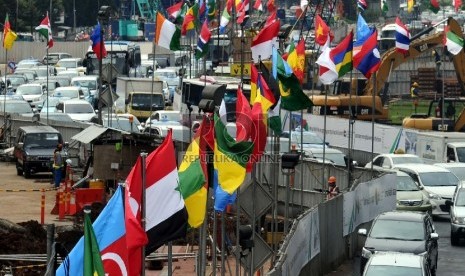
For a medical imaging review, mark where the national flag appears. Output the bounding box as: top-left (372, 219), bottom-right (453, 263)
top-left (35, 13), bottom-right (53, 48)
top-left (207, 0), bottom-right (217, 21)
top-left (267, 0), bottom-right (276, 12)
top-left (300, 0), bottom-right (308, 10)
top-left (354, 14), bottom-right (370, 59)
top-left (429, 0), bottom-right (440, 13)
top-left (259, 60), bottom-right (281, 104)
top-left (56, 187), bottom-right (132, 276)
top-left (315, 15), bottom-right (331, 46)
top-left (286, 38), bottom-right (305, 83)
top-left (353, 29), bottom-right (380, 79)
top-left (155, 12), bottom-right (181, 51)
top-left (83, 212), bottom-right (105, 276)
top-left (126, 130), bottom-right (188, 255)
top-left (407, 0), bottom-right (414, 13)
top-left (282, 40), bottom-right (294, 61)
top-left (272, 47), bottom-right (312, 111)
top-left (268, 98), bottom-right (282, 135)
top-left (90, 23), bottom-right (107, 60)
top-left (198, 0), bottom-right (207, 23)
top-left (214, 169), bottom-right (237, 212)
top-left (357, 0), bottom-right (368, 11)
top-left (236, 0), bottom-right (250, 25)
top-left (445, 30), bottom-right (464, 55)
top-left (316, 30), bottom-right (353, 84)
top-left (3, 14), bottom-right (17, 50)
top-left (182, 3), bottom-right (199, 35)
top-left (214, 113), bottom-right (253, 194)
top-left (453, 0), bottom-right (462, 12)
top-left (382, 1), bottom-right (389, 14)
top-left (265, 10), bottom-right (277, 27)
top-left (395, 17), bottom-right (410, 56)
top-left (220, 0), bottom-right (233, 34)
top-left (253, 65), bottom-right (276, 113)
top-left (236, 86), bottom-right (253, 142)
top-left (175, 3), bottom-right (189, 24)
top-left (195, 21), bottom-right (212, 60)
top-left (251, 19), bottom-right (280, 62)
top-left (254, 0), bottom-right (264, 12)
top-left (167, 1), bottom-right (184, 19)
top-left (179, 117), bottom-right (213, 227)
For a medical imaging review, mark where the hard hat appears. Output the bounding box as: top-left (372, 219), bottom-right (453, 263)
top-left (328, 176), bottom-right (336, 183)
top-left (413, 82), bottom-right (419, 87)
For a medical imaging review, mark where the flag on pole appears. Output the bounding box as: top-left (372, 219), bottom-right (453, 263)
top-left (90, 23), bottom-right (107, 60)
top-left (353, 29), bottom-right (380, 79)
top-left (286, 38), bottom-right (306, 83)
top-left (357, 0), bottom-right (368, 11)
top-left (236, 85), bottom-right (253, 142)
top-left (182, 3), bottom-right (199, 35)
top-left (35, 13), bottom-right (53, 48)
top-left (314, 15), bottom-right (331, 46)
top-left (195, 21), bottom-right (212, 60)
top-left (453, 0), bottom-right (462, 12)
top-left (167, 1), bottom-right (184, 19)
top-left (268, 98), bottom-right (282, 135)
top-left (382, 1), bottom-right (389, 14)
top-left (267, 0), bottom-right (276, 12)
top-left (254, 0), bottom-right (264, 12)
top-left (445, 30), bottom-right (464, 55)
top-left (56, 187), bottom-right (132, 276)
top-left (155, 12), bottom-right (181, 51)
top-left (83, 212), bottom-right (105, 276)
top-left (395, 17), bottom-right (410, 55)
top-left (251, 19), bottom-right (280, 62)
top-left (219, 0), bottom-right (233, 34)
top-left (3, 14), bottom-right (17, 50)
top-left (407, 0), bottom-right (414, 13)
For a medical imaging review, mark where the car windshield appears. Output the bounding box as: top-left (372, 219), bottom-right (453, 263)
top-left (25, 133), bottom-right (59, 148)
top-left (392, 157), bottom-right (423, 165)
top-left (397, 175), bottom-right (420, 191)
top-left (16, 86), bottom-right (42, 95)
top-left (66, 103), bottom-right (93, 113)
top-left (35, 69), bottom-right (49, 77)
top-left (312, 152), bottom-right (346, 166)
top-left (104, 118), bottom-right (140, 132)
top-left (72, 80), bottom-right (97, 90)
top-left (131, 94), bottom-right (164, 109)
top-left (446, 167), bottom-right (465, 181)
top-left (57, 60), bottom-right (77, 68)
top-left (369, 219), bottom-right (425, 240)
top-left (0, 101), bottom-right (33, 113)
top-left (419, 172), bottom-right (459, 186)
top-left (53, 89), bottom-right (78, 98)
top-left (7, 77), bottom-right (26, 85)
top-left (364, 265), bottom-right (422, 276)
top-left (456, 188), bottom-right (465, 206)
top-left (291, 132), bottom-right (324, 145)
top-left (154, 71), bottom-right (177, 78)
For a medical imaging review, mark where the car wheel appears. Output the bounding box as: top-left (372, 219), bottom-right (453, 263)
top-left (451, 231), bottom-right (460, 246)
top-left (23, 165), bottom-right (31, 179)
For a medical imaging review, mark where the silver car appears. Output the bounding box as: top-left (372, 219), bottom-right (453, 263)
top-left (447, 181), bottom-right (465, 245)
top-left (363, 252), bottom-right (431, 276)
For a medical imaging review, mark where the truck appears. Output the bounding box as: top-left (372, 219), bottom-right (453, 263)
top-left (115, 77), bottom-right (166, 121)
top-left (415, 131), bottom-right (465, 163)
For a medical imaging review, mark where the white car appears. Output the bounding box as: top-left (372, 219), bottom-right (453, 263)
top-left (52, 86), bottom-right (86, 100)
top-left (434, 162), bottom-right (465, 181)
top-left (362, 252), bottom-right (430, 276)
top-left (365, 153), bottom-right (424, 170)
top-left (143, 121), bottom-right (191, 143)
top-left (144, 110), bottom-right (182, 126)
top-left (71, 75), bottom-right (99, 97)
top-left (15, 83), bottom-right (46, 107)
top-left (394, 164), bottom-right (460, 216)
top-left (55, 58), bottom-right (84, 72)
top-left (57, 70), bottom-right (81, 78)
top-left (56, 99), bottom-right (96, 122)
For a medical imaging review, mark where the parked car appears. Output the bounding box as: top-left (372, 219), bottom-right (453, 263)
top-left (52, 86), bottom-right (86, 100)
top-left (362, 252), bottom-right (431, 276)
top-left (302, 148), bottom-right (348, 167)
top-left (396, 171), bottom-right (432, 213)
top-left (434, 162), bottom-right (465, 181)
top-left (43, 52), bottom-right (72, 65)
top-left (15, 83), bottom-right (46, 107)
top-left (15, 59), bottom-right (42, 69)
top-left (55, 58), bottom-right (84, 72)
top-left (365, 153), bottom-right (424, 170)
top-left (49, 76), bottom-right (71, 87)
top-left (57, 69), bottom-right (81, 78)
top-left (358, 211), bottom-right (439, 275)
top-left (4, 75), bottom-right (27, 91)
top-left (92, 113), bottom-right (143, 133)
top-left (280, 130), bottom-right (328, 149)
top-left (13, 126), bottom-right (63, 178)
top-left (144, 110), bottom-right (182, 125)
top-left (56, 99), bottom-right (95, 122)
top-left (13, 69), bottom-right (38, 82)
top-left (39, 96), bottom-right (72, 114)
top-left (0, 99), bottom-right (35, 116)
top-left (394, 164), bottom-right (459, 216)
top-left (143, 121), bottom-right (191, 143)
top-left (446, 181), bottom-right (465, 245)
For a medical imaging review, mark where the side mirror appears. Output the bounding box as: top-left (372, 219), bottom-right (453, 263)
top-left (125, 99), bottom-right (129, 105)
top-left (445, 199), bottom-right (454, 207)
top-left (358, 229), bottom-right (367, 236)
top-left (17, 142), bottom-right (24, 149)
top-left (430, 232), bottom-right (439, 240)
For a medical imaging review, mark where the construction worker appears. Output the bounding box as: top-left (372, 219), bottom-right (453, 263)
top-left (53, 144), bottom-right (64, 188)
top-left (410, 82), bottom-right (420, 113)
top-left (327, 176), bottom-right (340, 200)
top-left (433, 49), bottom-right (442, 77)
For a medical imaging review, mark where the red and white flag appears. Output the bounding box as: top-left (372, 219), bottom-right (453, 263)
top-left (167, 1), bottom-right (184, 19)
top-left (251, 19), bottom-right (280, 62)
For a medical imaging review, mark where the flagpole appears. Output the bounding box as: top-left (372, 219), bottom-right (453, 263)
top-left (370, 75), bottom-right (376, 177)
top-left (46, 45), bottom-right (49, 125)
top-left (140, 152), bottom-right (148, 276)
top-left (168, 241), bottom-right (173, 276)
top-left (221, 210), bottom-right (226, 276)
top-left (213, 210), bottom-right (218, 276)
top-left (3, 49), bottom-right (7, 145)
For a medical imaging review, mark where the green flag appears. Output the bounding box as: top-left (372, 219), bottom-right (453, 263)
top-left (429, 0), bottom-right (440, 14)
top-left (272, 47), bottom-right (313, 111)
top-left (382, 1), bottom-right (389, 14)
top-left (83, 212), bottom-right (105, 276)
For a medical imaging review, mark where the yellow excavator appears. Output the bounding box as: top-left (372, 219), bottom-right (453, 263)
top-left (309, 17), bottom-right (465, 123)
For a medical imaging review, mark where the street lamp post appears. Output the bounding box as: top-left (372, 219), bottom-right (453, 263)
top-left (97, 6), bottom-right (111, 124)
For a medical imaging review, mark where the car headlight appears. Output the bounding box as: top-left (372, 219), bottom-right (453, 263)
top-left (361, 247), bottom-right (373, 259)
top-left (429, 193), bottom-right (442, 200)
top-left (26, 156), bottom-right (39, 161)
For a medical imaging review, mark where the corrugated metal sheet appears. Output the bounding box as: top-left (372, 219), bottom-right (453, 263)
top-left (71, 125), bottom-right (109, 144)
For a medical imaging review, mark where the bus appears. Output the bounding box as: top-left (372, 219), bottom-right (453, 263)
top-left (84, 41), bottom-right (141, 81)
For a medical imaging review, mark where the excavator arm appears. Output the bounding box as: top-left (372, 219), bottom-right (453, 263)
top-left (364, 17), bottom-right (465, 97)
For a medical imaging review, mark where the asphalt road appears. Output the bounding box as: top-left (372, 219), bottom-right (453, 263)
top-left (326, 217), bottom-right (465, 276)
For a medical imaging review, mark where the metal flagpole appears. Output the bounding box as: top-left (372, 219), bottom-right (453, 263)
top-left (168, 241), bottom-right (173, 276)
top-left (322, 86), bottom-right (328, 186)
top-left (250, 166), bottom-right (257, 276)
top-left (213, 210), bottom-right (217, 276)
top-left (46, 45), bottom-right (49, 125)
top-left (3, 49), bottom-right (7, 144)
top-left (221, 211), bottom-right (226, 276)
top-left (370, 75), bottom-right (376, 177)
top-left (140, 152), bottom-right (148, 276)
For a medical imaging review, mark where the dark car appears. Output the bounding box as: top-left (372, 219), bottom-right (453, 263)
top-left (13, 126), bottom-right (63, 178)
top-left (358, 211), bottom-right (439, 275)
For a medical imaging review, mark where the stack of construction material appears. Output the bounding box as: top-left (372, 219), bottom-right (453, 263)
top-left (444, 78), bottom-right (462, 97)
